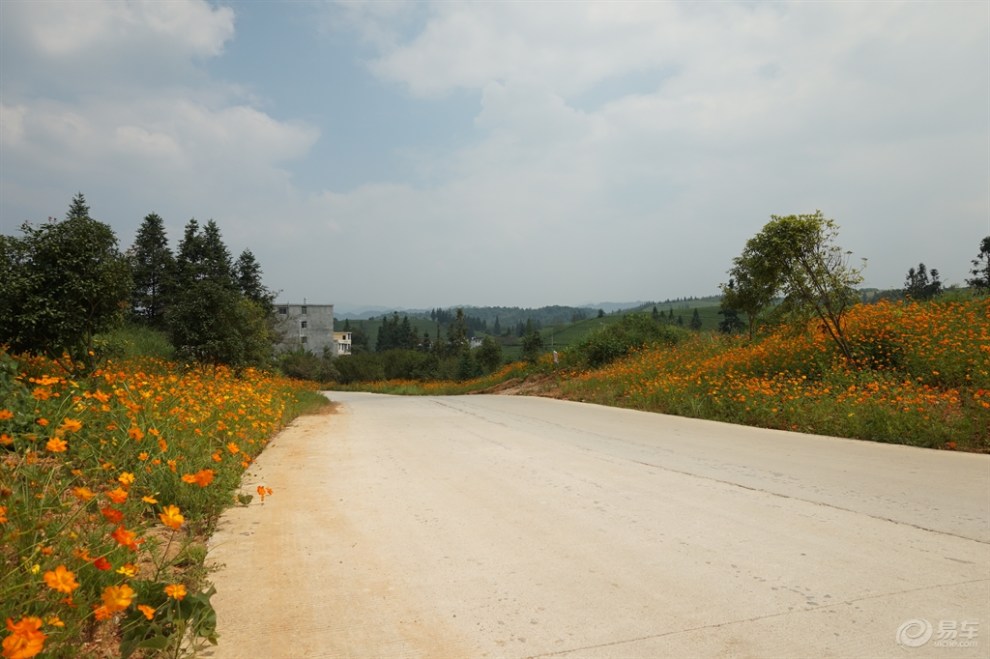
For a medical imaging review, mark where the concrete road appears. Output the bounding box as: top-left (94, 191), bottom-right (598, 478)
top-left (206, 393), bottom-right (989, 658)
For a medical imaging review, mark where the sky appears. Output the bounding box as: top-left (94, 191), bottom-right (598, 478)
top-left (1, 1), bottom-right (988, 311)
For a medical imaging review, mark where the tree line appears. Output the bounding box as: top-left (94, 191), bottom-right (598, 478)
top-left (1, 194), bottom-right (276, 369)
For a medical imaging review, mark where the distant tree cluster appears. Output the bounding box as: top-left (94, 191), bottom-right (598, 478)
top-left (1, 193), bottom-right (277, 370)
top-left (903, 263), bottom-right (942, 300)
top-left (375, 313), bottom-right (420, 351)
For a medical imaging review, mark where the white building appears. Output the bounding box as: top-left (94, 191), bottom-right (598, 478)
top-left (333, 331), bottom-right (352, 357)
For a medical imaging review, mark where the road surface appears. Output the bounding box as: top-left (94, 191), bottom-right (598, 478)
top-left (206, 392), bottom-right (989, 658)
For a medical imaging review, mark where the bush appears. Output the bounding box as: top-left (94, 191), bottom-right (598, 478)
top-left (574, 314), bottom-right (687, 368)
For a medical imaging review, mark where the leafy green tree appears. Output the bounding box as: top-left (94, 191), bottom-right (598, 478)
top-left (166, 219), bottom-right (272, 367)
top-left (903, 263), bottom-right (942, 300)
top-left (129, 213), bottom-right (174, 328)
top-left (717, 307), bottom-right (745, 334)
top-left (235, 249), bottom-right (274, 311)
top-left (521, 329), bottom-right (544, 363)
top-left (723, 211), bottom-right (864, 360)
top-left (0, 194), bottom-right (132, 363)
top-left (476, 336), bottom-right (503, 373)
top-left (447, 308), bottom-right (469, 353)
top-left (689, 308), bottom-right (703, 331)
top-left (966, 236), bottom-right (990, 293)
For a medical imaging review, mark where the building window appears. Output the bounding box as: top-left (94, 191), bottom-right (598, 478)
top-left (301, 305), bottom-right (307, 315)
top-left (301, 321), bottom-right (308, 329)
top-left (278, 306), bottom-right (287, 315)
top-left (301, 336), bottom-right (308, 344)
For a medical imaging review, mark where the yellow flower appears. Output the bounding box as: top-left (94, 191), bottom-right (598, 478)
top-left (164, 583), bottom-right (187, 601)
top-left (159, 505), bottom-right (184, 530)
top-left (42, 565), bottom-right (79, 594)
top-left (141, 495), bottom-right (158, 504)
top-left (116, 563), bottom-right (139, 578)
top-left (117, 472), bottom-right (136, 487)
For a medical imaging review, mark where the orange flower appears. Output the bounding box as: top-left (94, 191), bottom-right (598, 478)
top-left (141, 495), bottom-right (158, 504)
top-left (44, 437), bottom-right (67, 453)
top-left (100, 506), bottom-right (124, 524)
top-left (127, 427), bottom-right (144, 441)
top-left (43, 565), bottom-right (79, 594)
top-left (164, 584), bottom-right (187, 601)
top-left (92, 605), bottom-right (112, 621)
top-left (2, 616), bottom-right (46, 659)
top-left (0, 434), bottom-right (12, 446)
top-left (0, 506), bottom-right (6, 524)
top-left (101, 584), bottom-right (135, 613)
top-left (93, 557), bottom-right (112, 571)
top-left (137, 605), bottom-right (156, 621)
top-left (117, 472), bottom-right (135, 488)
top-left (182, 469), bottom-right (214, 487)
top-left (159, 505), bottom-right (184, 530)
top-left (0, 409), bottom-right (13, 421)
top-left (72, 487), bottom-right (95, 502)
top-left (116, 563), bottom-right (138, 578)
top-left (110, 526), bottom-right (140, 551)
top-left (36, 418), bottom-right (49, 427)
top-left (105, 487), bottom-right (128, 504)
top-left (226, 442), bottom-right (240, 454)
top-left (59, 418), bottom-right (83, 433)
top-left (256, 485), bottom-right (273, 502)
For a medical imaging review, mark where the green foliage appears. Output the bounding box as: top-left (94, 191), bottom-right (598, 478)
top-left (722, 211), bottom-right (864, 360)
top-left (903, 262), bottom-right (942, 300)
top-left (94, 324), bottom-right (176, 361)
top-left (333, 352), bottom-right (386, 383)
top-left (130, 213), bottom-right (175, 328)
top-left (476, 336), bottom-right (503, 373)
top-left (166, 220), bottom-right (274, 368)
top-left (278, 348), bottom-right (339, 383)
top-left (521, 329), bottom-right (545, 364)
top-left (376, 313), bottom-right (420, 351)
top-left (967, 235), bottom-right (990, 292)
top-left (571, 313), bottom-right (685, 368)
top-left (689, 308), bottom-right (703, 331)
top-left (0, 194), bottom-right (132, 364)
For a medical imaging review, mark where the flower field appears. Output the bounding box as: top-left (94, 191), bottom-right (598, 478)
top-left (561, 299), bottom-right (990, 450)
top-left (0, 351), bottom-right (320, 657)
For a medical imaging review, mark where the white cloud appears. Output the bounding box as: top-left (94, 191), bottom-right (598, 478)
top-left (15, 0), bottom-right (234, 59)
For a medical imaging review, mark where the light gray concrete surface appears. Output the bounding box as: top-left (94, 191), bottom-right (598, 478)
top-left (206, 393), bottom-right (989, 658)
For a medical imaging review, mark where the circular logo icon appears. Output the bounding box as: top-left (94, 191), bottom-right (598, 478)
top-left (896, 619), bottom-right (933, 648)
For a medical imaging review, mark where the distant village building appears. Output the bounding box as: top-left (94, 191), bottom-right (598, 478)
top-left (274, 303), bottom-right (335, 355)
top-left (333, 331), bottom-right (352, 357)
